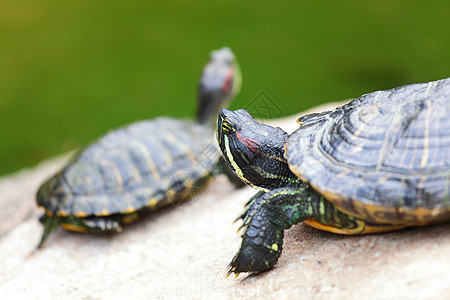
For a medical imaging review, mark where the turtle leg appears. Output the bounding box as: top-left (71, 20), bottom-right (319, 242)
top-left (228, 186), bottom-right (359, 275)
top-left (59, 215), bottom-right (125, 234)
top-left (35, 213), bottom-right (137, 250)
top-left (35, 213), bottom-right (61, 251)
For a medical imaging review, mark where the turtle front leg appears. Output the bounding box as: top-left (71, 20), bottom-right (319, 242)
top-left (228, 186), bottom-right (359, 275)
top-left (228, 187), bottom-right (311, 275)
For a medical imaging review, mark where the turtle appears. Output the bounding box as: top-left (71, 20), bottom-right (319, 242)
top-left (36, 47), bottom-right (242, 249)
top-left (217, 77), bottom-right (450, 275)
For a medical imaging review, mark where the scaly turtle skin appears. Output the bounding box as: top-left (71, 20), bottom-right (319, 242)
top-left (217, 77), bottom-right (450, 275)
top-left (36, 47), bottom-right (242, 248)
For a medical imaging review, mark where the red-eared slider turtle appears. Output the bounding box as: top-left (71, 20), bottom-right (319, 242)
top-left (217, 77), bottom-right (450, 275)
top-left (36, 47), bottom-right (242, 248)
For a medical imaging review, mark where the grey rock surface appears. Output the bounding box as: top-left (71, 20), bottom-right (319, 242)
top-left (0, 102), bottom-right (449, 299)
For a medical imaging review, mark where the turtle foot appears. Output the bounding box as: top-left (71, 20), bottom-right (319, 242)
top-left (226, 233), bottom-right (282, 276)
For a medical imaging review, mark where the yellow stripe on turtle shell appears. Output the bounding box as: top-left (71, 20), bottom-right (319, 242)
top-left (99, 159), bottom-right (124, 193)
top-left (130, 140), bottom-right (160, 182)
top-left (165, 132), bottom-right (197, 163)
top-left (420, 97), bottom-right (432, 168)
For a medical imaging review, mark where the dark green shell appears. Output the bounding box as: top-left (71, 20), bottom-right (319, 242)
top-left (286, 78), bottom-right (450, 224)
top-left (37, 117), bottom-right (219, 217)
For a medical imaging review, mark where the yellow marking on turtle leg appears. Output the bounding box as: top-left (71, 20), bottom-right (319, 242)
top-left (44, 210), bottom-right (54, 217)
top-left (60, 223), bottom-right (89, 233)
top-left (319, 199), bottom-right (325, 216)
top-left (57, 210), bottom-right (68, 217)
top-left (121, 213), bottom-right (139, 224)
top-left (271, 243), bottom-right (278, 251)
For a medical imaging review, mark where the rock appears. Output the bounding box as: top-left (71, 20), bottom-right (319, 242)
top-left (0, 102), bottom-right (449, 299)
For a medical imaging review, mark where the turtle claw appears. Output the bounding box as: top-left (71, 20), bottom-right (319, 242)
top-left (225, 265), bottom-right (239, 279)
top-left (232, 214), bottom-right (244, 224)
top-left (236, 222), bottom-right (247, 234)
top-left (233, 212), bottom-right (250, 234)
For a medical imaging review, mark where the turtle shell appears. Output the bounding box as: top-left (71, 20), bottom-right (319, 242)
top-left (37, 117), bottom-right (218, 218)
top-left (285, 78), bottom-right (450, 225)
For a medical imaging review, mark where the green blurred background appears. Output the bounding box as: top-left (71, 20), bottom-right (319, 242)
top-left (1, 0), bottom-right (449, 176)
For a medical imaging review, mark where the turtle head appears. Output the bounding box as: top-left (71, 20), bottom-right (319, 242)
top-left (217, 109), bottom-right (294, 190)
top-left (196, 47), bottom-right (242, 127)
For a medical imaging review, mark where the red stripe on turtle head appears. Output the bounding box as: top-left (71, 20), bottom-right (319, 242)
top-left (236, 131), bottom-right (260, 152)
top-left (222, 67), bottom-right (234, 93)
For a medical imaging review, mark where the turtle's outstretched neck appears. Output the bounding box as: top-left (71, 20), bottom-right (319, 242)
top-left (197, 47), bottom-right (241, 128)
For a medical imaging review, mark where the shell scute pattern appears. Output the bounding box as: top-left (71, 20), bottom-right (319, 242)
top-left (287, 78), bottom-right (450, 222)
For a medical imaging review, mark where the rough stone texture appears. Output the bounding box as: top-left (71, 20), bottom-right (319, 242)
top-left (1, 102), bottom-right (449, 299)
